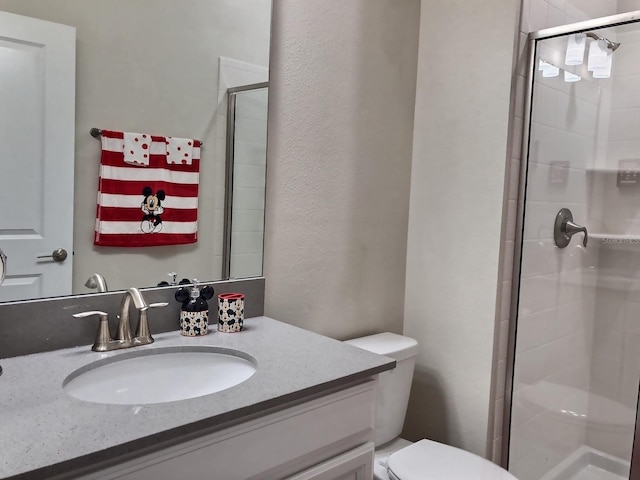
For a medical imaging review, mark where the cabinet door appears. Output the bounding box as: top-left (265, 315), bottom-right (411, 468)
top-left (286, 443), bottom-right (374, 480)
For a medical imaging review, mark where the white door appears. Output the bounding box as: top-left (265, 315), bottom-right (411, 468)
top-left (0, 12), bottom-right (75, 302)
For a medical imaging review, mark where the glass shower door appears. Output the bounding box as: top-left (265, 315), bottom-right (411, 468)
top-left (509, 14), bottom-right (640, 480)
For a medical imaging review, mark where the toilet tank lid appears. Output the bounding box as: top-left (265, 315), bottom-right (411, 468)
top-left (345, 332), bottom-right (418, 361)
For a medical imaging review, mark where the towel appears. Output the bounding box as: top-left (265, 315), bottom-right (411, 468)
top-left (123, 132), bottom-right (152, 166)
top-left (166, 136), bottom-right (195, 165)
top-left (94, 130), bottom-right (202, 247)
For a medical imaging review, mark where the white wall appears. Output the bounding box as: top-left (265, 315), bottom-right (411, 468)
top-left (263, 0), bottom-right (420, 339)
top-left (403, 0), bottom-right (519, 457)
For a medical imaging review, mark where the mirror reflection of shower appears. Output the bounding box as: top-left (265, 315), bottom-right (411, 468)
top-left (539, 30), bottom-right (621, 81)
top-left (222, 82), bottom-right (269, 280)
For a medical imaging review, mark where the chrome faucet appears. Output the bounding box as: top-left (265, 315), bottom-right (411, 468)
top-left (73, 310), bottom-right (113, 352)
top-left (85, 273), bottom-right (108, 292)
top-left (73, 288), bottom-right (167, 352)
top-left (118, 287), bottom-right (148, 347)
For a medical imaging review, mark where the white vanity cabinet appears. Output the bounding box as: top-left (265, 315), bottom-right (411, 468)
top-left (73, 380), bottom-right (376, 480)
top-left (286, 443), bottom-right (374, 480)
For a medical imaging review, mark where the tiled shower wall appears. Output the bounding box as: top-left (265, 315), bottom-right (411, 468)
top-left (491, 0), bottom-right (639, 469)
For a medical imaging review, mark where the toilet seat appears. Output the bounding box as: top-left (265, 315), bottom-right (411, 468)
top-left (386, 439), bottom-right (518, 480)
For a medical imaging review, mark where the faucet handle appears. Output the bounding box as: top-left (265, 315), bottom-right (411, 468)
top-left (134, 302), bottom-right (168, 345)
top-left (149, 302), bottom-right (169, 309)
top-left (73, 311), bottom-right (113, 352)
top-left (73, 310), bottom-right (108, 319)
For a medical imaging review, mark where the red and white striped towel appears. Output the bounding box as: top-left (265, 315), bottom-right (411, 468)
top-left (94, 130), bottom-right (201, 247)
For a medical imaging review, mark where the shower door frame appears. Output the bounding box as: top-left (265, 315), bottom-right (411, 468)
top-left (502, 9), bottom-right (640, 477)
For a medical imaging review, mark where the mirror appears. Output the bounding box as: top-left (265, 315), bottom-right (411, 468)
top-left (0, 0), bottom-right (270, 302)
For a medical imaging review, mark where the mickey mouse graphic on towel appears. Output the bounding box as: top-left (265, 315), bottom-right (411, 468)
top-left (141, 186), bottom-right (165, 233)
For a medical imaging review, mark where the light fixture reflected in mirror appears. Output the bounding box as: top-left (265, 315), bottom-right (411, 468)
top-left (592, 55), bottom-right (612, 78)
top-left (564, 71), bottom-right (581, 83)
top-left (564, 31), bottom-right (619, 79)
top-left (588, 39), bottom-right (608, 71)
top-left (588, 40), bottom-right (613, 78)
top-left (539, 60), bottom-right (559, 77)
top-left (565, 33), bottom-right (586, 65)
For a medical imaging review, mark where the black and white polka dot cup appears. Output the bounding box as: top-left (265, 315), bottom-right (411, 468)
top-left (218, 293), bottom-right (245, 333)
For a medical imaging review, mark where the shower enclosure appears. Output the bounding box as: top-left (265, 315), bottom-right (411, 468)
top-left (507, 11), bottom-right (640, 480)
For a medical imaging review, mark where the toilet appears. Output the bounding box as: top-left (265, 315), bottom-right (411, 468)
top-left (345, 332), bottom-right (518, 480)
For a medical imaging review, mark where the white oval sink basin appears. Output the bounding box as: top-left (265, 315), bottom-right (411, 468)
top-left (63, 347), bottom-right (257, 405)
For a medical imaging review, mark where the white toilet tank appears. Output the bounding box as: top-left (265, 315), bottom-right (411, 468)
top-left (345, 332), bottom-right (418, 446)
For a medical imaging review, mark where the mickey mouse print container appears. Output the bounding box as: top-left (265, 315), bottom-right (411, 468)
top-left (218, 293), bottom-right (245, 333)
top-left (174, 282), bottom-right (215, 336)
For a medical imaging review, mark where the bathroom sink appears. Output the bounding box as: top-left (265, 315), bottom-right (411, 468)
top-left (63, 346), bottom-right (257, 405)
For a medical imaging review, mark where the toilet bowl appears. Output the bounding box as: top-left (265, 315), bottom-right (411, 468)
top-left (345, 333), bottom-right (518, 480)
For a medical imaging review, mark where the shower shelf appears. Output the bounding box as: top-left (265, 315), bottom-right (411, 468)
top-left (590, 233), bottom-right (640, 248)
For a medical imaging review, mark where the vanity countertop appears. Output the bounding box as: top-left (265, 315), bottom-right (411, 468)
top-left (0, 316), bottom-right (394, 480)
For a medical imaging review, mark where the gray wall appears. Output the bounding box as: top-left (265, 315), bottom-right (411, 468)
top-left (263, 0), bottom-right (420, 339)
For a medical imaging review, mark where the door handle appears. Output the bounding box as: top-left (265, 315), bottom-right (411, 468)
top-left (554, 208), bottom-right (588, 248)
top-left (37, 248), bottom-right (68, 262)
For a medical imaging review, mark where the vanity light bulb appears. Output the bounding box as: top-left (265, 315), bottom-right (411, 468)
top-left (565, 33), bottom-right (586, 65)
top-left (587, 39), bottom-right (608, 71)
top-left (539, 60), bottom-right (560, 78)
top-left (564, 71), bottom-right (581, 82)
top-left (592, 53), bottom-right (613, 78)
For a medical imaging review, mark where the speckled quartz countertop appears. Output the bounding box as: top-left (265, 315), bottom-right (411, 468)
top-left (0, 316), bottom-right (394, 480)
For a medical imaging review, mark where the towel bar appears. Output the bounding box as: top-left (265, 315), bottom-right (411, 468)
top-left (90, 128), bottom-right (203, 146)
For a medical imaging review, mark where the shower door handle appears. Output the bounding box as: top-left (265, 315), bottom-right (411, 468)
top-left (554, 208), bottom-right (588, 248)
